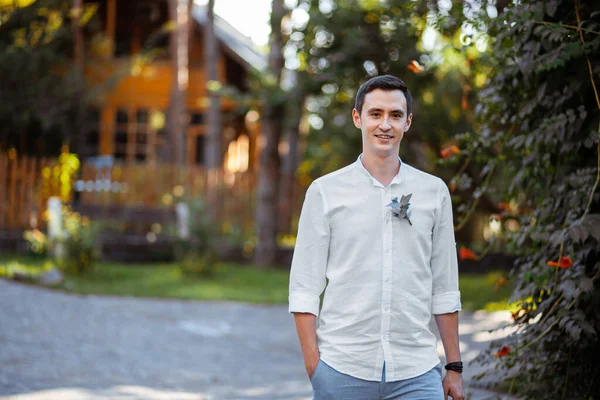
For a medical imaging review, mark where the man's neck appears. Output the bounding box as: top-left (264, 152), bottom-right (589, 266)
top-left (361, 152), bottom-right (400, 187)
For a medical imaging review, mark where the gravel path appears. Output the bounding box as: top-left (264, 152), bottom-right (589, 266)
top-left (0, 279), bottom-right (516, 400)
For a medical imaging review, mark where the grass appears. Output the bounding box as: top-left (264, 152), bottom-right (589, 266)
top-left (0, 253), bottom-right (290, 304)
top-left (0, 254), bottom-right (514, 310)
top-left (459, 271), bottom-right (516, 312)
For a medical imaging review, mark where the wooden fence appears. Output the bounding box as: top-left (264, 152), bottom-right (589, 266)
top-left (78, 161), bottom-right (259, 234)
top-left (0, 153), bottom-right (307, 236)
top-left (0, 153), bottom-right (54, 230)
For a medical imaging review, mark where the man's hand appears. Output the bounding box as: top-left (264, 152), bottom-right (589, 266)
top-left (443, 370), bottom-right (464, 400)
top-left (306, 354), bottom-right (320, 379)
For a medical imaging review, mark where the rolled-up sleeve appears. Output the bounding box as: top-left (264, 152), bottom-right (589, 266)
top-left (288, 181), bottom-right (330, 316)
top-left (430, 180), bottom-right (461, 315)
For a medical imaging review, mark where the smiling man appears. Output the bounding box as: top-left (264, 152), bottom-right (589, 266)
top-left (289, 75), bottom-right (464, 400)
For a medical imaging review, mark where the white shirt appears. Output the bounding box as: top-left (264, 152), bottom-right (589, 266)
top-left (289, 155), bottom-right (461, 382)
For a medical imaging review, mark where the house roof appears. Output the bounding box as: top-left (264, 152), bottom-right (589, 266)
top-left (191, 5), bottom-right (268, 72)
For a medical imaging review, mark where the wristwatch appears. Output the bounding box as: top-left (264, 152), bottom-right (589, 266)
top-left (444, 361), bottom-right (463, 373)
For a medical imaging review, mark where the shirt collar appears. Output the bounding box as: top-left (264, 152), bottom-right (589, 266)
top-left (355, 153), bottom-right (405, 188)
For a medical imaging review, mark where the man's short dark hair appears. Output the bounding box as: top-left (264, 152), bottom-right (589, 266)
top-left (354, 75), bottom-right (412, 117)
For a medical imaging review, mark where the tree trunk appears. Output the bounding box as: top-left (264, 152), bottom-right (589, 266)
top-left (254, 0), bottom-right (285, 267)
top-left (204, 0), bottom-right (221, 169)
top-left (279, 71), bottom-right (303, 234)
top-left (203, 0), bottom-right (221, 219)
top-left (166, 0), bottom-right (190, 166)
top-left (71, 0), bottom-right (84, 157)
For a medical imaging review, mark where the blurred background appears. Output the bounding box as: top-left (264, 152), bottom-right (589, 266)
top-left (0, 0), bottom-right (598, 399)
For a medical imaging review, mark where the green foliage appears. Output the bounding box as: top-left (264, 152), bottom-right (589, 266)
top-left (39, 150), bottom-right (80, 203)
top-left (24, 205), bottom-right (100, 275)
top-left (449, 0), bottom-right (600, 397)
top-left (0, 260), bottom-right (53, 281)
top-left (23, 151), bottom-right (98, 275)
top-left (459, 271), bottom-right (515, 312)
top-left (55, 206), bottom-right (100, 274)
top-left (0, 0), bottom-right (99, 155)
top-left (175, 198), bottom-right (220, 278)
top-left (289, 0), bottom-right (488, 181)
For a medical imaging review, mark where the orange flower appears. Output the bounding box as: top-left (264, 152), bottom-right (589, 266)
top-left (497, 202), bottom-right (511, 212)
top-left (493, 277), bottom-right (508, 292)
top-left (461, 91), bottom-right (469, 110)
top-left (547, 256), bottom-right (573, 269)
top-left (459, 246), bottom-right (479, 261)
top-left (493, 346), bottom-right (510, 358)
top-left (449, 180), bottom-right (456, 193)
top-left (440, 145), bottom-right (461, 160)
top-left (407, 60), bottom-right (424, 73)
top-left (510, 310), bottom-right (520, 321)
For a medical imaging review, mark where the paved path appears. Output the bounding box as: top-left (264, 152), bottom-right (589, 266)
top-left (0, 279), bottom-right (516, 400)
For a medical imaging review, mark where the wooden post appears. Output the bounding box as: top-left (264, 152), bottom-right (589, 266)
top-left (106, 0), bottom-right (116, 58)
top-left (0, 154), bottom-right (7, 228)
top-left (72, 0), bottom-right (84, 68)
top-left (47, 197), bottom-right (65, 260)
top-left (175, 202), bottom-right (190, 239)
top-left (100, 107), bottom-right (115, 156)
top-left (7, 155), bottom-right (17, 229)
top-left (71, 0), bottom-right (84, 156)
top-left (17, 156), bottom-right (28, 228)
top-left (203, 0), bottom-right (222, 221)
top-left (166, 0), bottom-right (190, 166)
top-left (25, 157), bottom-right (37, 228)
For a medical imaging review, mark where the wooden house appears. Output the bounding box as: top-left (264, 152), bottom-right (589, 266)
top-left (79, 0), bottom-right (265, 170)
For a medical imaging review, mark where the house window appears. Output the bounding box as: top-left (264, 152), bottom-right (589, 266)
top-left (82, 108), bottom-right (100, 159)
top-left (135, 109), bottom-right (149, 162)
top-left (190, 113), bottom-right (204, 126)
top-left (112, 108), bottom-right (158, 163)
top-left (114, 109), bottom-right (129, 160)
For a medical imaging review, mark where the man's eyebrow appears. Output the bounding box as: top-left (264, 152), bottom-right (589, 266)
top-left (366, 107), bottom-right (404, 114)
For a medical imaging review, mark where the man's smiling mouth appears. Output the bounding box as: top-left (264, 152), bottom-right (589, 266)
top-left (375, 134), bottom-right (394, 139)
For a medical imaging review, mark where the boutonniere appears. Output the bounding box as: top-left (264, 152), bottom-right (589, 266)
top-left (387, 194), bottom-right (413, 225)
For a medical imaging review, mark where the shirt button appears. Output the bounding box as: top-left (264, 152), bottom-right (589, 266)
top-left (385, 277), bottom-right (390, 283)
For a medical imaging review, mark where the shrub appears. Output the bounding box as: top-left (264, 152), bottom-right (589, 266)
top-left (175, 198), bottom-right (220, 278)
top-left (451, 0), bottom-right (600, 398)
top-left (24, 205), bottom-right (100, 275)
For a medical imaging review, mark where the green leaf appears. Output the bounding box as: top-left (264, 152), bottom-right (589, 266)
top-left (568, 214), bottom-right (600, 243)
top-left (580, 277), bottom-right (594, 293)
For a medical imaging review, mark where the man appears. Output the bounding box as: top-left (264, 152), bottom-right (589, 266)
top-left (289, 75), bottom-right (464, 400)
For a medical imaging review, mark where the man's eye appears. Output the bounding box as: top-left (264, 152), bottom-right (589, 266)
top-left (393, 114), bottom-right (402, 118)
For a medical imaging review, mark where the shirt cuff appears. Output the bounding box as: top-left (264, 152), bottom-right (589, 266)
top-left (289, 291), bottom-right (320, 316)
top-left (432, 291), bottom-right (462, 314)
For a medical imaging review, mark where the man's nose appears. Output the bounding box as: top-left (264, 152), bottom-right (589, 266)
top-left (379, 117), bottom-right (391, 130)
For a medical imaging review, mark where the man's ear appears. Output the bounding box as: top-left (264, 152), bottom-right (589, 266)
top-left (352, 108), bottom-right (361, 128)
top-left (405, 113), bottom-right (413, 132)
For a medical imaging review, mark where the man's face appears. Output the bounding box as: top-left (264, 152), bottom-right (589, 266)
top-left (352, 89), bottom-right (412, 158)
